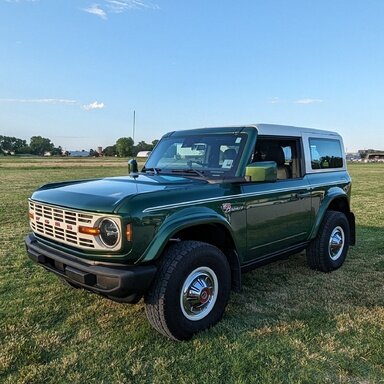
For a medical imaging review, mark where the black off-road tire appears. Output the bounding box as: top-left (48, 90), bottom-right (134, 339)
top-left (144, 240), bottom-right (231, 341)
top-left (306, 210), bottom-right (350, 272)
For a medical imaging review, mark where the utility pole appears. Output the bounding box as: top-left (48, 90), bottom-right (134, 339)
top-left (132, 110), bottom-right (136, 143)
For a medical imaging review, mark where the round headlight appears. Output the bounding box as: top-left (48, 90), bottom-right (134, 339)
top-left (99, 218), bottom-right (120, 248)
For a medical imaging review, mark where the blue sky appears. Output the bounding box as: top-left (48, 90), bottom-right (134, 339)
top-left (1, 0), bottom-right (383, 152)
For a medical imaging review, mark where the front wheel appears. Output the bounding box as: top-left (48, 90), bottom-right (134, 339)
top-left (144, 241), bottom-right (231, 341)
top-left (306, 210), bottom-right (350, 272)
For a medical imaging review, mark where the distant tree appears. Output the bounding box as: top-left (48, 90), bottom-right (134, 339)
top-left (0, 135), bottom-right (29, 154)
top-left (51, 146), bottom-right (63, 156)
top-left (0, 135), bottom-right (14, 152)
top-left (89, 149), bottom-right (100, 157)
top-left (134, 140), bottom-right (152, 155)
top-left (103, 145), bottom-right (117, 157)
top-left (116, 137), bottom-right (134, 157)
top-left (29, 136), bottom-right (55, 156)
top-left (151, 139), bottom-right (159, 148)
top-left (17, 144), bottom-right (31, 154)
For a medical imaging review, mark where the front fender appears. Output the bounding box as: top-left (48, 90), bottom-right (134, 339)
top-left (136, 206), bottom-right (234, 263)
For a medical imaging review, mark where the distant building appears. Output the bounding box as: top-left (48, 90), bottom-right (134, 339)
top-left (137, 151), bottom-right (151, 158)
top-left (69, 150), bottom-right (89, 157)
top-left (346, 153), bottom-right (360, 161)
top-left (358, 149), bottom-right (384, 162)
top-left (97, 146), bottom-right (103, 155)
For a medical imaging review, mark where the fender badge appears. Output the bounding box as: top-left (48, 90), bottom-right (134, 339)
top-left (221, 203), bottom-right (232, 214)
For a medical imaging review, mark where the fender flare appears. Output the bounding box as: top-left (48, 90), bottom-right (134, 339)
top-left (309, 186), bottom-right (353, 241)
top-left (137, 206), bottom-right (238, 263)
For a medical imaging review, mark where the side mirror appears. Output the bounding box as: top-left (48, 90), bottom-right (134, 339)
top-left (245, 161), bottom-right (277, 182)
top-left (128, 159), bottom-right (138, 174)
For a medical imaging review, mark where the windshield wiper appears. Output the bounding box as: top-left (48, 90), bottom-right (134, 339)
top-left (171, 168), bottom-right (205, 177)
top-left (142, 167), bottom-right (161, 175)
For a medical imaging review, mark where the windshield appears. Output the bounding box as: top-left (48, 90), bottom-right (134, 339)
top-left (144, 133), bottom-right (247, 177)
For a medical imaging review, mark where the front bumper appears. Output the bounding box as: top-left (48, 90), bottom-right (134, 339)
top-left (25, 233), bottom-right (157, 303)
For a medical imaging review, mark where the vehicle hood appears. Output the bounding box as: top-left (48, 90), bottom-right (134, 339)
top-left (31, 174), bottom-right (206, 213)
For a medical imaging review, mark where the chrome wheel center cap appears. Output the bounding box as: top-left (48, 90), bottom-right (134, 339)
top-left (329, 226), bottom-right (345, 261)
top-left (199, 288), bottom-right (211, 304)
top-left (180, 267), bottom-right (218, 321)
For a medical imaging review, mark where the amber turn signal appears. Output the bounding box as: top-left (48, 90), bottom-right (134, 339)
top-left (78, 226), bottom-right (100, 236)
top-left (126, 223), bottom-right (133, 242)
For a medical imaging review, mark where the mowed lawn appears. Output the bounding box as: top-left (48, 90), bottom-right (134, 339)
top-left (0, 158), bottom-right (383, 383)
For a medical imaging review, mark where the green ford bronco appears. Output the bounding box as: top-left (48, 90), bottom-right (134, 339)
top-left (25, 124), bottom-right (355, 340)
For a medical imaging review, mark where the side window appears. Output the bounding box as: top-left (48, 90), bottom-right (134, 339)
top-left (253, 138), bottom-right (302, 179)
top-left (309, 138), bottom-right (343, 169)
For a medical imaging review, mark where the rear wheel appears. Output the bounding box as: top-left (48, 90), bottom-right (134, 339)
top-left (144, 240), bottom-right (231, 341)
top-left (306, 210), bottom-right (350, 272)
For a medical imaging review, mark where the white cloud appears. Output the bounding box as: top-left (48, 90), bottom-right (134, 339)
top-left (267, 97), bottom-right (324, 105)
top-left (82, 101), bottom-right (105, 111)
top-left (83, 0), bottom-right (159, 18)
top-left (294, 98), bottom-right (323, 105)
top-left (106, 0), bottom-right (159, 12)
top-left (83, 4), bottom-right (108, 19)
top-left (0, 98), bottom-right (105, 111)
top-left (0, 98), bottom-right (77, 104)
top-left (4, 0), bottom-right (39, 3)
top-left (268, 97), bottom-right (281, 104)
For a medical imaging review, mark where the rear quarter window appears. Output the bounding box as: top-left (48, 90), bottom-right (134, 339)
top-left (309, 138), bottom-right (343, 169)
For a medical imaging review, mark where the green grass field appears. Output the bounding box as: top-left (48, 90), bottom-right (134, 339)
top-left (1, 158), bottom-right (383, 383)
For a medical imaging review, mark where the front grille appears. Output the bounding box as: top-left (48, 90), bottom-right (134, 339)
top-left (29, 200), bottom-right (121, 251)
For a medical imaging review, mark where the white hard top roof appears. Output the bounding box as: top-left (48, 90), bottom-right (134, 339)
top-left (250, 123), bottom-right (340, 138)
top-left (169, 123), bottom-right (342, 139)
